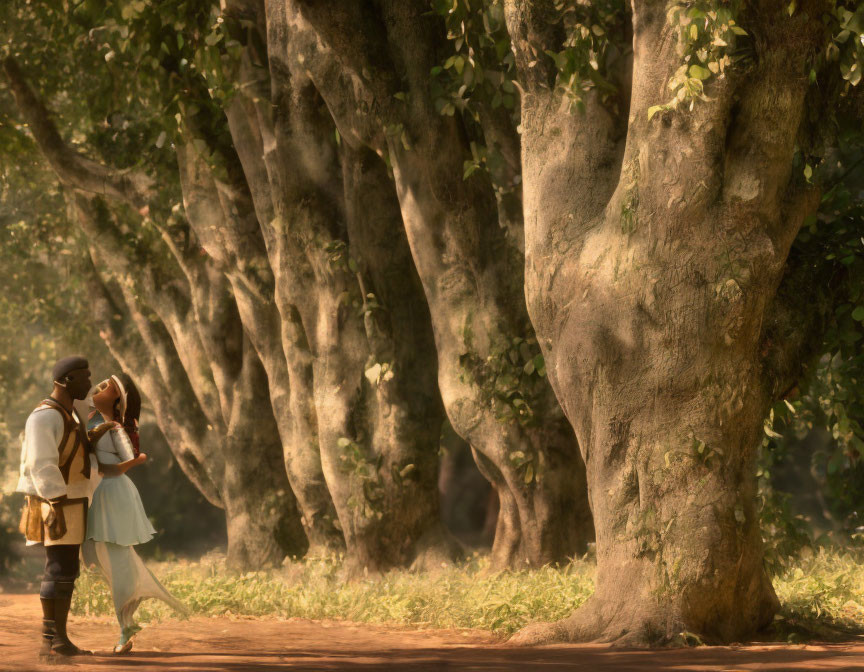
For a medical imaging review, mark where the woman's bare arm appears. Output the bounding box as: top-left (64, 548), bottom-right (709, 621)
top-left (98, 453), bottom-right (147, 476)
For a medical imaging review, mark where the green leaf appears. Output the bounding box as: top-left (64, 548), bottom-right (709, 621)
top-left (647, 105), bottom-right (666, 120)
top-left (852, 306), bottom-right (864, 322)
top-left (688, 65), bottom-right (712, 80)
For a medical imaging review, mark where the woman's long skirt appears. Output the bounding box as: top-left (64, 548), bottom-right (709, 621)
top-left (82, 540), bottom-right (188, 629)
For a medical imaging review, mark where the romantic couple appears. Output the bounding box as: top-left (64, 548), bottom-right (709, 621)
top-left (16, 355), bottom-right (187, 661)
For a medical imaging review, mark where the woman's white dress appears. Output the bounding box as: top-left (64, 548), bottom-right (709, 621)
top-left (82, 413), bottom-right (187, 629)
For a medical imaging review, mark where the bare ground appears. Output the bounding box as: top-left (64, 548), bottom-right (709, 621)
top-left (2, 593), bottom-right (864, 671)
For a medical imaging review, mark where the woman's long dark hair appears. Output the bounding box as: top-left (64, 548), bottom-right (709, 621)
top-left (113, 372), bottom-right (141, 456)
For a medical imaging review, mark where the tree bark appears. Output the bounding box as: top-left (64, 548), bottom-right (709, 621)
top-left (506, 0), bottom-right (825, 643)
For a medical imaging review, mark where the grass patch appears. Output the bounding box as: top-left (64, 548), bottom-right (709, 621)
top-left (773, 547), bottom-right (864, 640)
top-left (72, 552), bottom-right (594, 636)
top-left (71, 547), bottom-right (864, 639)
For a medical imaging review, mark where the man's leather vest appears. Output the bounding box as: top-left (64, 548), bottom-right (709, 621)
top-left (37, 398), bottom-right (91, 486)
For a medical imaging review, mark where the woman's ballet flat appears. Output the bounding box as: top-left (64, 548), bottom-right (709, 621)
top-left (113, 640), bottom-right (133, 655)
top-left (113, 624), bottom-right (140, 654)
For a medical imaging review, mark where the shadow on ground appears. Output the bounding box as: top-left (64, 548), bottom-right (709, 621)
top-left (3, 593), bottom-right (864, 671)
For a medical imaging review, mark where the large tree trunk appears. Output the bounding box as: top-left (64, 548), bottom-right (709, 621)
top-left (221, 338), bottom-right (308, 566)
top-left (505, 0), bottom-right (823, 643)
top-left (263, 79), bottom-right (453, 575)
top-left (289, 0), bottom-right (594, 570)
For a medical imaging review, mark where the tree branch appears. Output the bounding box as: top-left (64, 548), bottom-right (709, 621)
top-left (70, 194), bottom-right (192, 327)
top-left (721, 7), bottom-right (825, 239)
top-left (3, 55), bottom-right (211, 308)
top-left (2, 57), bottom-right (153, 208)
top-left (265, 1), bottom-right (384, 152)
top-left (73, 193), bottom-right (225, 430)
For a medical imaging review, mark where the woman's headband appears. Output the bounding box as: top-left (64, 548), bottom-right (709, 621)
top-left (111, 374), bottom-right (127, 422)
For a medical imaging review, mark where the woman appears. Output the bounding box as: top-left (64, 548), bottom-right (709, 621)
top-left (82, 373), bottom-right (188, 654)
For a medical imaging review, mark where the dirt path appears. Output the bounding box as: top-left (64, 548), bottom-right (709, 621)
top-left (2, 593), bottom-right (864, 671)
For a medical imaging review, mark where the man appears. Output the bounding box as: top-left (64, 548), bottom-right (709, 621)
top-left (16, 356), bottom-right (105, 659)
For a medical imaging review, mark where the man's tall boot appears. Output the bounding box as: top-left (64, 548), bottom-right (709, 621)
top-left (38, 598), bottom-right (56, 661)
top-left (50, 583), bottom-right (91, 657)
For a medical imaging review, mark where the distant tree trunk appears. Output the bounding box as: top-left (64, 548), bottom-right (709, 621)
top-left (257, 60), bottom-right (455, 574)
top-left (286, 0), bottom-right (593, 569)
top-left (340, 143), bottom-right (457, 570)
top-left (182, 0), bottom-right (459, 572)
top-left (505, 0), bottom-right (824, 643)
top-left (175, 138), bottom-right (343, 554)
top-left (81, 232), bottom-right (304, 569)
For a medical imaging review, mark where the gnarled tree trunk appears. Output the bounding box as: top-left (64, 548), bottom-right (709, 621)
top-left (505, 0), bottom-right (824, 644)
top-left (175, 136), bottom-right (343, 555)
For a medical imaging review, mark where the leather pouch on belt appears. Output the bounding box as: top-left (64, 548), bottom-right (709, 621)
top-left (40, 500), bottom-right (67, 540)
top-left (19, 496), bottom-right (44, 542)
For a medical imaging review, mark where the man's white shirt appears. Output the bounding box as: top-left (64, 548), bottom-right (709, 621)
top-left (16, 407), bottom-right (97, 501)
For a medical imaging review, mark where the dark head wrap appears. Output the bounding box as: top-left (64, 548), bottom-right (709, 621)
top-left (112, 372), bottom-right (141, 456)
top-left (52, 355), bottom-right (89, 382)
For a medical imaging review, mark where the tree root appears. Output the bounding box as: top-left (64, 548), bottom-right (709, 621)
top-left (509, 583), bottom-right (780, 648)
